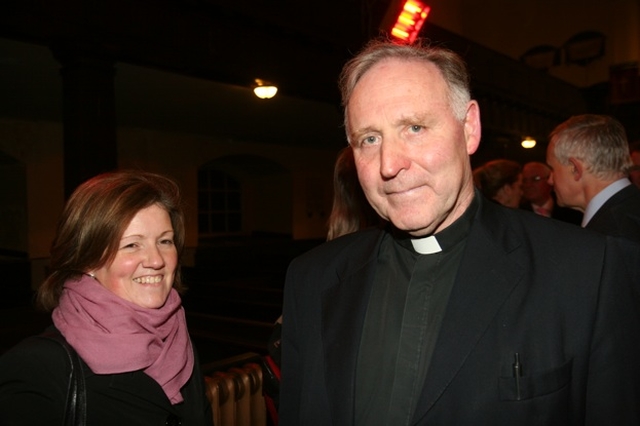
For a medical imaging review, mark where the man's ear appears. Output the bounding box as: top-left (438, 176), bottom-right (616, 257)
top-left (568, 157), bottom-right (583, 181)
top-left (464, 101), bottom-right (481, 155)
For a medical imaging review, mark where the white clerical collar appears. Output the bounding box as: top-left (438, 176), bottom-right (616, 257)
top-left (411, 235), bottom-right (442, 254)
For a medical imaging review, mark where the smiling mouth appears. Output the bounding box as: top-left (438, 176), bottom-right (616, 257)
top-left (133, 276), bottom-right (163, 284)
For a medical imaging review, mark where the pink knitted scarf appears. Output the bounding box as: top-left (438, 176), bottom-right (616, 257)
top-left (52, 274), bottom-right (194, 404)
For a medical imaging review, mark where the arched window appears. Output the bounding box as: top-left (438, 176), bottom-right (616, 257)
top-left (197, 168), bottom-right (242, 235)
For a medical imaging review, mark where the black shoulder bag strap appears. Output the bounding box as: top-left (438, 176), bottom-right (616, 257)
top-left (42, 331), bottom-right (87, 426)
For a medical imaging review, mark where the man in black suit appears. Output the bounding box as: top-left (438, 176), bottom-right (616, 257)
top-left (520, 161), bottom-right (582, 225)
top-left (547, 114), bottom-right (640, 243)
top-left (628, 140), bottom-right (640, 188)
top-left (279, 40), bottom-right (639, 425)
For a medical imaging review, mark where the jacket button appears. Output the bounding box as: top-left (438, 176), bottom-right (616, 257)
top-left (165, 414), bottom-right (182, 426)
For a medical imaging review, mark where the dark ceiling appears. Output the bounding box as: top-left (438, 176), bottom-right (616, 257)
top-left (1, 0), bottom-right (404, 151)
top-left (1, 0), bottom-right (394, 104)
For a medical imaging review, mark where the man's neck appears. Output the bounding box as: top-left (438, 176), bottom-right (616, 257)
top-left (584, 174), bottom-right (624, 207)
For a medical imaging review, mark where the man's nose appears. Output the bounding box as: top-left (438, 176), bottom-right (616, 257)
top-left (379, 138), bottom-right (410, 178)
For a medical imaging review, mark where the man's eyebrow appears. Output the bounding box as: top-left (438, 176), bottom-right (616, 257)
top-left (395, 112), bottom-right (430, 126)
top-left (350, 126), bottom-right (378, 140)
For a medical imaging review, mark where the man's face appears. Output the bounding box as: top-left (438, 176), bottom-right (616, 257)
top-left (521, 163), bottom-right (552, 205)
top-left (347, 58), bottom-right (481, 237)
top-left (546, 140), bottom-right (582, 210)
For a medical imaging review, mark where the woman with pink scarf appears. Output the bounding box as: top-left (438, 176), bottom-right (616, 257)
top-left (0, 170), bottom-right (212, 426)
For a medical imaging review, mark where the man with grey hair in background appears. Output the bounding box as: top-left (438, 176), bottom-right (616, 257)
top-left (279, 39), bottom-right (639, 425)
top-left (546, 114), bottom-right (640, 242)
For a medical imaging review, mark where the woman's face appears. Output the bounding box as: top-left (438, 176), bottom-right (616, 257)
top-left (92, 203), bottom-right (178, 309)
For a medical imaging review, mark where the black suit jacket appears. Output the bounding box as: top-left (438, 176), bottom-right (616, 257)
top-left (279, 195), bottom-right (640, 425)
top-left (0, 327), bottom-right (213, 426)
top-left (520, 199), bottom-right (583, 225)
top-left (586, 183), bottom-right (640, 243)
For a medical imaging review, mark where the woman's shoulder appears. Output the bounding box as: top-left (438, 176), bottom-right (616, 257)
top-left (0, 327), bottom-right (71, 424)
top-left (1, 327), bottom-right (72, 382)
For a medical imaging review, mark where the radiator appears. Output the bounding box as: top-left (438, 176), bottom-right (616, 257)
top-left (205, 362), bottom-right (267, 426)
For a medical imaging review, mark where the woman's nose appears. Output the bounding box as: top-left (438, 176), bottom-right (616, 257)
top-left (144, 245), bottom-right (165, 268)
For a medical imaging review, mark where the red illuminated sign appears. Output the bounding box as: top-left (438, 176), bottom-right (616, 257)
top-left (390, 0), bottom-right (430, 43)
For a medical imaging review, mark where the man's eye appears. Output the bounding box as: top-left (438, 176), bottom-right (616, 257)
top-left (409, 125), bottom-right (423, 133)
top-left (361, 135), bottom-right (378, 146)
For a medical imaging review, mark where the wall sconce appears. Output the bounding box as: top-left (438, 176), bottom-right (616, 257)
top-left (253, 79), bottom-right (278, 99)
top-left (521, 136), bottom-right (536, 149)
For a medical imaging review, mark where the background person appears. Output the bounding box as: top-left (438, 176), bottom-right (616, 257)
top-left (472, 158), bottom-right (523, 207)
top-left (519, 161), bottom-right (582, 224)
top-left (547, 114), bottom-right (640, 242)
top-left (327, 146), bottom-right (384, 241)
top-left (268, 146), bottom-right (382, 366)
top-left (263, 146), bottom-right (383, 423)
top-left (629, 140), bottom-right (640, 188)
top-left (0, 170), bottom-right (212, 426)
top-left (279, 39), bottom-right (640, 425)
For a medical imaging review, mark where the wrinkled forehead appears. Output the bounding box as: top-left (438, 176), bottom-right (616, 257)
top-left (346, 59), bottom-right (449, 120)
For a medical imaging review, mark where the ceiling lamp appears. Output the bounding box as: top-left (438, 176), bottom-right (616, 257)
top-left (390, 0), bottom-right (431, 43)
top-left (521, 136), bottom-right (536, 149)
top-left (253, 79), bottom-right (278, 99)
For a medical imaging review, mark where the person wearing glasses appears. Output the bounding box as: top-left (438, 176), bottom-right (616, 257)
top-left (519, 161), bottom-right (582, 224)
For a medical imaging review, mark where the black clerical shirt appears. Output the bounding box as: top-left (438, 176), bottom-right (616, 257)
top-left (355, 197), bottom-right (478, 425)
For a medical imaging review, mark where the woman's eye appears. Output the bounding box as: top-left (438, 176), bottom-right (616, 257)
top-left (160, 239), bottom-right (175, 246)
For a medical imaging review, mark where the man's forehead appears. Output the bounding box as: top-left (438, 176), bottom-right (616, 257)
top-left (353, 57), bottom-right (442, 92)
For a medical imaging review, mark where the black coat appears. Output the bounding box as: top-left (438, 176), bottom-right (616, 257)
top-left (279, 195), bottom-right (640, 425)
top-left (520, 199), bottom-right (583, 225)
top-left (0, 327), bottom-right (213, 426)
top-left (586, 183), bottom-right (640, 243)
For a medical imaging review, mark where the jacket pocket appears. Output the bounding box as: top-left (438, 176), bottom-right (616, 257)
top-left (498, 358), bottom-right (572, 401)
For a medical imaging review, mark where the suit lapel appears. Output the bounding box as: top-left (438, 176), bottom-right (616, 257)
top-left (413, 199), bottom-right (525, 421)
top-left (321, 232), bottom-right (381, 425)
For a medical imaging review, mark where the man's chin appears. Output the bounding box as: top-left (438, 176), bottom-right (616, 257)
top-left (390, 218), bottom-right (436, 237)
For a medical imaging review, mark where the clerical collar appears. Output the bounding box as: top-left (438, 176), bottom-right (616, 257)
top-left (411, 235), bottom-right (442, 254)
top-left (395, 192), bottom-right (479, 255)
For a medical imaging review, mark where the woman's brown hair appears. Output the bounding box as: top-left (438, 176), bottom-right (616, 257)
top-left (326, 146), bottom-right (381, 241)
top-left (37, 170), bottom-right (185, 311)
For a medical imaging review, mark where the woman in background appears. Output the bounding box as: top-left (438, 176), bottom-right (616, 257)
top-left (473, 158), bottom-right (523, 208)
top-left (326, 146), bottom-right (383, 241)
top-left (0, 170), bottom-right (212, 426)
top-left (269, 146), bottom-right (382, 365)
top-left (263, 147), bottom-right (383, 422)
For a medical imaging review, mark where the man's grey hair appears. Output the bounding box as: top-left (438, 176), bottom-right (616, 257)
top-left (338, 38), bottom-right (472, 141)
top-left (549, 114), bottom-right (632, 179)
